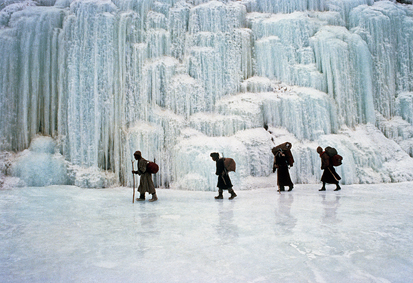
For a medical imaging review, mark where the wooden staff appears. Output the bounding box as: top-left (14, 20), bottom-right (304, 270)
top-left (132, 160), bottom-right (136, 203)
top-left (328, 167), bottom-right (340, 182)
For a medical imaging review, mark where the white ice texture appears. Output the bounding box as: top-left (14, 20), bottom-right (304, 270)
top-left (7, 135), bottom-right (117, 187)
top-left (1, 183), bottom-right (413, 282)
top-left (1, 0), bottom-right (413, 189)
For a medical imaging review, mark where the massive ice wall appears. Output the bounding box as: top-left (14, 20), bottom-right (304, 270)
top-left (349, 1), bottom-right (413, 118)
top-left (1, 0), bottom-right (413, 189)
top-left (0, 6), bottom-right (65, 150)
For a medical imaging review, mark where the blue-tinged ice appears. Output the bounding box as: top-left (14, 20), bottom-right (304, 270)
top-left (10, 136), bottom-right (69, 186)
top-left (1, 0), bottom-right (413, 189)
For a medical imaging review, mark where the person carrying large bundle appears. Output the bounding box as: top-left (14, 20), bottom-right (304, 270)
top-left (272, 142), bottom-right (294, 192)
top-left (132, 151), bottom-right (158, 202)
top-left (210, 152), bottom-right (237, 200)
top-left (317, 146), bottom-right (342, 191)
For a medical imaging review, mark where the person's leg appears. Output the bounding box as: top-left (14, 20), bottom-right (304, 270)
top-left (137, 193), bottom-right (145, 201)
top-left (149, 191), bottom-right (158, 202)
top-left (319, 182), bottom-right (326, 191)
top-left (215, 189), bottom-right (223, 199)
top-left (228, 188), bottom-right (237, 200)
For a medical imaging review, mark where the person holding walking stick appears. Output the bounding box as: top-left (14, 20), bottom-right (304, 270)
top-left (132, 151), bottom-right (158, 202)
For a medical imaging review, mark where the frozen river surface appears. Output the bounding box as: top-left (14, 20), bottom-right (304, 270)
top-left (1, 182), bottom-right (413, 283)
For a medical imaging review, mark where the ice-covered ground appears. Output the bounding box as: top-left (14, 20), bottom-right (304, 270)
top-left (1, 182), bottom-right (413, 283)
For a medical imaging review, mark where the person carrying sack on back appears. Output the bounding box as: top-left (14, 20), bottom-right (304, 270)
top-left (273, 148), bottom-right (294, 192)
top-left (132, 151), bottom-right (157, 202)
top-left (272, 142), bottom-right (294, 192)
top-left (210, 152), bottom-right (237, 200)
top-left (317, 146), bottom-right (341, 191)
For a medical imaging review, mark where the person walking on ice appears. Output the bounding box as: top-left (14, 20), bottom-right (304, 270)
top-left (272, 142), bottom-right (294, 192)
top-left (317, 146), bottom-right (342, 191)
top-left (210, 152), bottom-right (237, 200)
top-left (132, 151), bottom-right (158, 202)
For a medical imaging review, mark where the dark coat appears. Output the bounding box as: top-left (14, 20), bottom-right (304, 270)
top-left (216, 158), bottom-right (233, 189)
top-left (136, 158), bottom-right (156, 194)
top-left (320, 152), bottom-right (341, 184)
top-left (274, 151), bottom-right (293, 187)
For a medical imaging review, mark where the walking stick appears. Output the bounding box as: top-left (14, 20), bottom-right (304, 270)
top-left (132, 160), bottom-right (136, 203)
top-left (221, 174), bottom-right (227, 186)
top-left (328, 167), bottom-right (340, 183)
top-left (273, 165), bottom-right (281, 194)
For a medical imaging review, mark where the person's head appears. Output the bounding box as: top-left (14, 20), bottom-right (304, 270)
top-left (316, 146), bottom-right (323, 154)
top-left (134, 151), bottom-right (142, 160)
top-left (210, 152), bottom-right (219, 161)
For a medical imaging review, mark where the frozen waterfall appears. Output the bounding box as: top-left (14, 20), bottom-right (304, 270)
top-left (1, 0), bottom-right (413, 189)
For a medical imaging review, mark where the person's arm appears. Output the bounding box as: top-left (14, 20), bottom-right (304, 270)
top-left (136, 159), bottom-right (147, 175)
top-left (273, 156), bottom-right (277, 172)
top-left (321, 153), bottom-right (329, 169)
top-left (216, 159), bottom-right (225, 176)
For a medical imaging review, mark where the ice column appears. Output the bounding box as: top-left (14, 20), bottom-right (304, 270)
top-left (252, 13), bottom-right (326, 92)
top-left (349, 1), bottom-right (413, 119)
top-left (186, 1), bottom-right (251, 101)
top-left (141, 58), bottom-right (178, 112)
top-left (0, 7), bottom-right (65, 151)
top-left (165, 74), bottom-right (207, 118)
top-left (326, 0), bottom-right (374, 27)
top-left (146, 11), bottom-right (171, 59)
top-left (0, 28), bottom-right (19, 151)
top-left (251, 0), bottom-right (326, 14)
top-left (59, 1), bottom-right (118, 169)
top-left (310, 26), bottom-right (375, 127)
top-left (169, 1), bottom-right (190, 61)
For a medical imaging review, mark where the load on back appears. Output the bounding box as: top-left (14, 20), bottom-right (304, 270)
top-left (146, 160), bottom-right (159, 174)
top-left (223, 157), bottom-right (236, 172)
top-left (272, 142), bottom-right (294, 166)
top-left (324, 146), bottom-right (343, 167)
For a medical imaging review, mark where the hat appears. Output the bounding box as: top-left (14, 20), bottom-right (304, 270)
top-left (210, 152), bottom-right (219, 159)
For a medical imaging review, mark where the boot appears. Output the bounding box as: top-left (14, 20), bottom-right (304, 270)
top-left (149, 193), bottom-right (158, 202)
top-left (136, 193), bottom-right (145, 201)
top-left (334, 184), bottom-right (341, 191)
top-left (279, 186), bottom-right (285, 192)
top-left (215, 190), bottom-right (223, 199)
top-left (319, 183), bottom-right (326, 191)
top-left (288, 186), bottom-right (293, 191)
top-left (228, 189), bottom-right (237, 200)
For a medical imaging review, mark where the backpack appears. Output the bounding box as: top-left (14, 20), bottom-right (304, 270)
top-left (272, 142), bottom-right (294, 166)
top-left (325, 146), bottom-right (337, 157)
top-left (285, 150), bottom-right (294, 166)
top-left (324, 146), bottom-right (342, 167)
top-left (272, 142), bottom-right (292, 154)
top-left (223, 158), bottom-right (236, 172)
top-left (146, 161), bottom-right (159, 174)
top-left (331, 154), bottom-right (343, 167)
